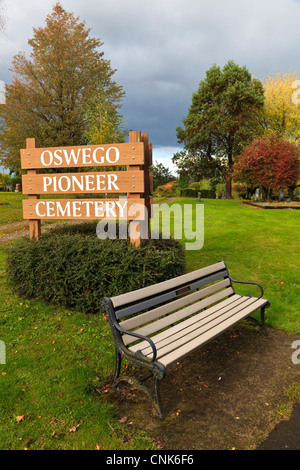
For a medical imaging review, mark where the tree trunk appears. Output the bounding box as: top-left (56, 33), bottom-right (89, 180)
top-left (288, 186), bottom-right (295, 201)
top-left (225, 177), bottom-right (232, 199)
top-left (265, 188), bottom-right (272, 202)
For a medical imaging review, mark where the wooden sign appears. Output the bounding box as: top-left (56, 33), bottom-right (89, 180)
top-left (20, 143), bottom-right (145, 169)
top-left (22, 171), bottom-right (144, 194)
top-left (21, 132), bottom-right (153, 246)
top-left (23, 198), bottom-right (145, 220)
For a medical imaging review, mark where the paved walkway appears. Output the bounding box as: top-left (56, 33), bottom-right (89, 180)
top-left (257, 404), bottom-right (300, 450)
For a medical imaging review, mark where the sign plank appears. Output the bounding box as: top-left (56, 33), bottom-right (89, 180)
top-left (21, 142), bottom-right (144, 169)
top-left (23, 198), bottom-right (145, 220)
top-left (22, 171), bottom-right (144, 194)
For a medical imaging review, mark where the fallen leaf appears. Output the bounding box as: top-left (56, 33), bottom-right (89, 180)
top-left (16, 415), bottom-right (24, 422)
top-left (2, 372), bottom-right (7, 376)
top-left (69, 424), bottom-right (80, 432)
top-left (119, 416), bottom-right (128, 423)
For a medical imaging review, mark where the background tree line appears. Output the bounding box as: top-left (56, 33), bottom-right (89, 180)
top-left (0, 3), bottom-right (299, 201)
top-left (174, 64), bottom-right (300, 200)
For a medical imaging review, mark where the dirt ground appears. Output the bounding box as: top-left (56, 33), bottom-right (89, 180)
top-left (105, 324), bottom-right (300, 450)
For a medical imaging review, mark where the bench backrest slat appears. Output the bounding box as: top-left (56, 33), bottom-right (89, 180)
top-left (111, 261), bottom-right (226, 309)
top-left (121, 277), bottom-right (231, 331)
top-left (115, 269), bottom-right (228, 321)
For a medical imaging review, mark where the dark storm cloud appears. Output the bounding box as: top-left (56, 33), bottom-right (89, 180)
top-left (0, 0), bottom-right (300, 167)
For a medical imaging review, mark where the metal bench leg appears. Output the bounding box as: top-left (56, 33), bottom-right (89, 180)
top-left (108, 350), bottom-right (165, 419)
top-left (153, 376), bottom-right (164, 420)
top-left (260, 306), bottom-right (269, 336)
top-left (111, 348), bottom-right (122, 387)
top-left (247, 306), bottom-right (269, 336)
top-left (110, 373), bottom-right (165, 419)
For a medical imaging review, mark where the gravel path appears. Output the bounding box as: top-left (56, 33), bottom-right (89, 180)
top-left (0, 220), bottom-right (80, 244)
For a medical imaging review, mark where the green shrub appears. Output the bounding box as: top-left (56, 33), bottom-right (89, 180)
top-left (5, 222), bottom-right (186, 314)
top-left (181, 188), bottom-right (215, 198)
top-left (188, 179), bottom-right (211, 191)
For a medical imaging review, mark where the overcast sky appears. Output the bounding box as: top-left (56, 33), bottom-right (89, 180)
top-left (1, 0), bottom-right (300, 173)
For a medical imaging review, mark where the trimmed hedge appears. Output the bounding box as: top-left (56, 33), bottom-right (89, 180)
top-left (5, 222), bottom-right (186, 314)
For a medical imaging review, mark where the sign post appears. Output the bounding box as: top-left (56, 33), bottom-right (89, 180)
top-left (21, 132), bottom-right (152, 246)
top-left (26, 138), bottom-right (41, 240)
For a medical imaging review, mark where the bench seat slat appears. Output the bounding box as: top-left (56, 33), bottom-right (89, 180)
top-left (142, 296), bottom-right (262, 359)
top-left (111, 261), bottom-right (226, 308)
top-left (157, 297), bottom-right (269, 367)
top-left (121, 277), bottom-right (231, 332)
top-left (123, 285), bottom-right (234, 346)
top-left (129, 294), bottom-right (244, 354)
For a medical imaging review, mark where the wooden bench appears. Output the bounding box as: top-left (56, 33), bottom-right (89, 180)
top-left (101, 261), bottom-right (270, 419)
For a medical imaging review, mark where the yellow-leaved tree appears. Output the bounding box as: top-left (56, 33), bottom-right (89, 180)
top-left (260, 71), bottom-right (300, 145)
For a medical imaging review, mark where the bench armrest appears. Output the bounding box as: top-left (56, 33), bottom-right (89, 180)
top-left (101, 297), bottom-right (157, 362)
top-left (229, 276), bottom-right (264, 299)
top-left (113, 320), bottom-right (157, 363)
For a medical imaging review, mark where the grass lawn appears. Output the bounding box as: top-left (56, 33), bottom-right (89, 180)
top-left (168, 198), bottom-right (299, 333)
top-left (0, 196), bottom-right (299, 449)
top-left (0, 192), bottom-right (25, 225)
top-left (0, 247), bottom-right (156, 450)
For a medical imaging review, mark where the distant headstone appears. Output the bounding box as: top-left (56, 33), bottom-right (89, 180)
top-left (197, 192), bottom-right (201, 202)
top-left (15, 183), bottom-right (21, 192)
top-left (279, 189), bottom-right (284, 202)
top-left (254, 188), bottom-right (260, 202)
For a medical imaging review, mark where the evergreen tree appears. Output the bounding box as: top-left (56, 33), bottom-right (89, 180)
top-left (175, 61), bottom-right (264, 198)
